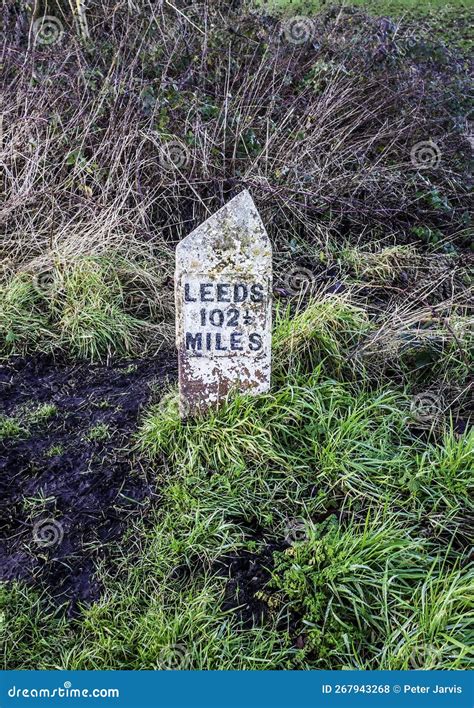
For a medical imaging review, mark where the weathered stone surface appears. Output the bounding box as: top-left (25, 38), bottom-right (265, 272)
top-left (175, 190), bottom-right (272, 417)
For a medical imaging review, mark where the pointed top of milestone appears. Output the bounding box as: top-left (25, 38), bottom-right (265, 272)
top-left (176, 190), bottom-right (271, 273)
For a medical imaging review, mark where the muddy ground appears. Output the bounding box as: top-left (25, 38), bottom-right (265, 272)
top-left (0, 353), bottom-right (176, 615)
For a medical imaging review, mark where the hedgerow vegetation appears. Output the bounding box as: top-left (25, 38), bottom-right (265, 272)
top-left (1, 0), bottom-right (472, 671)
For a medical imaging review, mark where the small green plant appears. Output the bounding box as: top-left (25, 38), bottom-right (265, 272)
top-left (303, 60), bottom-right (346, 94)
top-left (0, 255), bottom-right (173, 362)
top-left (26, 404), bottom-right (57, 425)
top-left (94, 399), bottom-right (112, 409)
top-left (412, 428), bottom-right (474, 511)
top-left (0, 415), bottom-right (25, 441)
top-left (411, 225), bottom-right (445, 246)
top-left (86, 423), bottom-right (111, 442)
top-left (22, 493), bottom-right (56, 520)
top-left (46, 444), bottom-right (64, 458)
top-left (55, 257), bottom-right (142, 361)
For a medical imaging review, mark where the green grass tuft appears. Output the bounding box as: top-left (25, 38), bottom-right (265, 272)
top-left (26, 404), bottom-right (58, 425)
top-left (269, 513), bottom-right (472, 669)
top-left (272, 296), bottom-right (369, 380)
top-left (86, 423), bottom-right (111, 442)
top-left (0, 416), bottom-right (25, 441)
top-left (0, 275), bottom-right (54, 356)
top-left (54, 258), bottom-right (142, 361)
top-left (0, 255), bottom-right (172, 362)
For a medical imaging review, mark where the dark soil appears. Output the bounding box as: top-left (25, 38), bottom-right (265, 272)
top-left (0, 353), bottom-right (177, 615)
top-left (217, 544), bottom-right (309, 654)
top-left (218, 547), bottom-right (279, 629)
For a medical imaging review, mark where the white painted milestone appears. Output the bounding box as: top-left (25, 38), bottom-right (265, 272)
top-left (175, 190), bottom-right (272, 416)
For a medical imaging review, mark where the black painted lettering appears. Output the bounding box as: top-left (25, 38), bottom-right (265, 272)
top-left (217, 284), bottom-right (231, 302)
top-left (209, 309), bottom-right (225, 327)
top-left (206, 332), bottom-right (212, 350)
top-left (230, 333), bottom-right (243, 351)
top-left (215, 333), bottom-right (227, 351)
top-left (233, 284), bottom-right (248, 303)
top-left (186, 332), bottom-right (202, 351)
top-left (249, 333), bottom-right (262, 351)
top-left (184, 284), bottom-right (197, 302)
top-left (227, 307), bottom-right (239, 327)
top-left (250, 284), bottom-right (264, 302)
top-left (200, 283), bottom-right (213, 302)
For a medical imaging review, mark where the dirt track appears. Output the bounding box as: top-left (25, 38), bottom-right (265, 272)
top-left (0, 353), bottom-right (177, 614)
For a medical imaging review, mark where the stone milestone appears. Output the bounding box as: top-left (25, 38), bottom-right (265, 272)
top-left (175, 190), bottom-right (272, 416)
